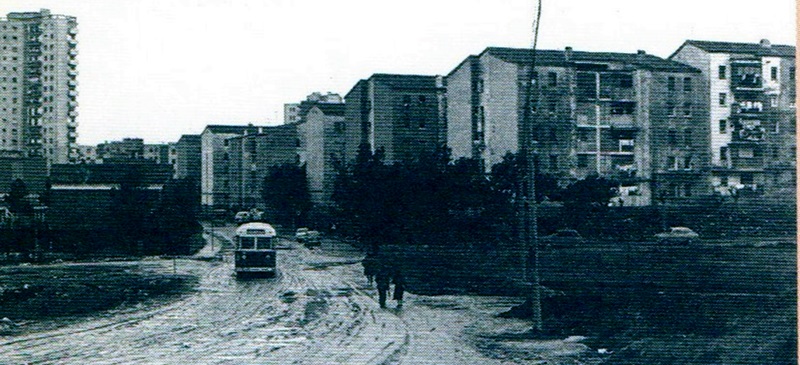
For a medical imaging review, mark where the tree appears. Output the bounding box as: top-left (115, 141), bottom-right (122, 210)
top-left (262, 163), bottom-right (311, 227)
top-left (149, 178), bottom-right (202, 255)
top-left (561, 175), bottom-right (617, 234)
top-left (109, 166), bottom-right (149, 254)
top-left (6, 178), bottom-right (32, 215)
top-left (490, 152), bottom-right (562, 203)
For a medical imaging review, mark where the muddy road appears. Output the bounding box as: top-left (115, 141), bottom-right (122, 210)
top-left (1, 229), bottom-right (582, 364)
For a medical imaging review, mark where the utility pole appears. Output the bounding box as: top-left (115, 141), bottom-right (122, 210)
top-left (516, 0), bottom-right (543, 331)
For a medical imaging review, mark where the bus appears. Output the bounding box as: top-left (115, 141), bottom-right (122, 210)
top-left (234, 222), bottom-right (278, 277)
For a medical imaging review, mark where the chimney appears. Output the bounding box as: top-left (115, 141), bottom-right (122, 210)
top-left (760, 39), bottom-right (771, 48)
top-left (564, 46), bottom-right (573, 61)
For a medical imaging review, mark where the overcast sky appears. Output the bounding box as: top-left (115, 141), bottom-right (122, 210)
top-left (1, 0), bottom-right (796, 145)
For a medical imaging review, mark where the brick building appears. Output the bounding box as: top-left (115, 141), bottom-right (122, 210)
top-left (344, 74), bottom-right (446, 165)
top-left (670, 39), bottom-right (796, 199)
top-left (446, 47), bottom-right (709, 206)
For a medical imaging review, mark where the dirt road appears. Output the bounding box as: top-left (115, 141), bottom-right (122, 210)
top-left (0, 228), bottom-right (594, 364)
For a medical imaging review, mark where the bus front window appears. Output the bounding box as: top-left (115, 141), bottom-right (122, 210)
top-left (255, 237), bottom-right (273, 250)
top-left (239, 237), bottom-right (256, 249)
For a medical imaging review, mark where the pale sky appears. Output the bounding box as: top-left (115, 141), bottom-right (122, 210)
top-left (1, 0), bottom-right (796, 145)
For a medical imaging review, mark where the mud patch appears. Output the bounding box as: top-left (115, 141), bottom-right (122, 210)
top-left (299, 297), bottom-right (329, 326)
top-left (304, 259), bottom-right (361, 271)
top-left (413, 296), bottom-right (467, 310)
top-left (279, 291), bottom-right (298, 304)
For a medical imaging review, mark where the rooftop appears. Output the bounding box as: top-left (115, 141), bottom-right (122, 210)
top-left (203, 124), bottom-right (269, 135)
top-left (483, 47), bottom-right (700, 73)
top-left (679, 39), bottom-right (795, 58)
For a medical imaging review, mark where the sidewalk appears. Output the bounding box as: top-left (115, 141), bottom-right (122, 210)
top-left (193, 223), bottom-right (235, 260)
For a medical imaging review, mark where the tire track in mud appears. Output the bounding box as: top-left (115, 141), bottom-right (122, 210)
top-left (0, 235), bottom-right (410, 365)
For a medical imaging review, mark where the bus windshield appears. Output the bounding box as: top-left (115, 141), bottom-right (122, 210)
top-left (239, 237), bottom-right (256, 249)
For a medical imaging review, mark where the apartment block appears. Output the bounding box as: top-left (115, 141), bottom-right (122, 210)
top-left (200, 124), bottom-right (266, 209)
top-left (283, 92), bottom-right (343, 125)
top-left (344, 74), bottom-right (446, 165)
top-left (74, 144), bottom-right (96, 164)
top-left (447, 47), bottom-right (709, 206)
top-left (670, 39), bottom-right (796, 198)
top-left (0, 9), bottom-right (79, 166)
top-left (227, 124), bottom-right (301, 209)
top-left (174, 134), bottom-right (201, 180)
top-left (297, 103), bottom-right (346, 206)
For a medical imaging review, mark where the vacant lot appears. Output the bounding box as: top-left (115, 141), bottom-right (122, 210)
top-left (0, 262), bottom-right (197, 334)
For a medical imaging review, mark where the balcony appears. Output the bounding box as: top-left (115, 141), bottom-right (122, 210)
top-left (68, 80), bottom-right (78, 88)
top-left (732, 121), bottom-right (766, 143)
top-left (67, 38), bottom-right (77, 46)
top-left (68, 100), bottom-right (78, 107)
top-left (68, 90), bottom-right (78, 97)
top-left (69, 110), bottom-right (78, 118)
top-left (67, 120), bottom-right (78, 128)
top-left (68, 69), bottom-right (78, 77)
top-left (69, 49), bottom-right (78, 57)
top-left (68, 59), bottom-right (78, 67)
top-left (68, 131), bottom-right (78, 139)
top-left (69, 27), bottom-right (78, 35)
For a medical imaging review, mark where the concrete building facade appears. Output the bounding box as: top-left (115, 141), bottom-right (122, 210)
top-left (670, 39), bottom-right (796, 199)
top-left (175, 134), bottom-right (201, 180)
top-left (447, 47), bottom-right (709, 206)
top-left (344, 74), bottom-right (446, 165)
top-left (200, 124), bottom-right (264, 209)
top-left (297, 103), bottom-right (346, 206)
top-left (227, 124), bottom-right (301, 209)
top-left (0, 9), bottom-right (79, 166)
top-left (283, 92), bottom-right (344, 125)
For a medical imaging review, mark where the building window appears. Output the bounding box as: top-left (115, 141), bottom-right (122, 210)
top-left (548, 128), bottom-right (556, 141)
top-left (719, 119), bottom-right (727, 133)
top-left (667, 76), bottom-right (675, 91)
top-left (668, 130), bottom-right (677, 146)
top-left (720, 176), bottom-right (728, 186)
top-left (667, 156), bottom-right (677, 170)
top-left (790, 67), bottom-right (795, 81)
top-left (718, 65), bottom-right (726, 79)
top-left (549, 155), bottom-right (557, 170)
top-left (719, 93), bottom-right (727, 106)
top-left (578, 155), bottom-right (589, 168)
top-left (667, 101), bottom-right (676, 116)
top-left (770, 67), bottom-right (778, 81)
top-left (476, 79), bottom-right (484, 94)
top-left (683, 128), bottom-right (692, 145)
top-left (738, 148), bottom-right (754, 158)
top-left (610, 101), bottom-right (635, 115)
top-left (683, 77), bottom-right (692, 92)
top-left (683, 102), bottom-right (692, 116)
top-left (548, 72), bottom-right (557, 87)
top-left (741, 173), bottom-right (754, 185)
top-left (295, 138), bottom-right (301, 147)
top-left (684, 183), bottom-right (692, 197)
top-left (419, 95), bottom-right (426, 103)
top-left (720, 147), bottom-right (728, 162)
top-left (683, 156), bottom-right (692, 170)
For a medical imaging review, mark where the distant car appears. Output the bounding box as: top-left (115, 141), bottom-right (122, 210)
top-left (654, 227), bottom-right (699, 244)
top-left (234, 211), bottom-right (251, 224)
top-left (540, 229), bottom-right (585, 246)
top-left (303, 230), bottom-right (322, 248)
top-left (295, 228), bottom-right (309, 242)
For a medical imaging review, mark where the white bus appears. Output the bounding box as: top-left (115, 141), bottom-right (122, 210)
top-left (234, 222), bottom-right (277, 277)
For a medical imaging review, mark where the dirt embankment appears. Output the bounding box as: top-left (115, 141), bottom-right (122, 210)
top-left (0, 263), bottom-right (198, 334)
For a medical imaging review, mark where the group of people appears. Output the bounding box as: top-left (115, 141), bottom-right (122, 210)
top-left (362, 253), bottom-right (405, 309)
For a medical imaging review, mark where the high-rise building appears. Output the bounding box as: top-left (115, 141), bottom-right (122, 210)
top-left (0, 9), bottom-right (78, 166)
top-left (670, 39), bottom-right (796, 199)
top-left (447, 47), bottom-right (709, 206)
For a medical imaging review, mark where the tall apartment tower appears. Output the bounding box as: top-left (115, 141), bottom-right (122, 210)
top-left (0, 9), bottom-right (78, 166)
top-left (670, 40), bottom-right (796, 199)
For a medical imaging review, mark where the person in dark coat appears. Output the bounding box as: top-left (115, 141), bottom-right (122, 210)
top-left (375, 266), bottom-right (390, 308)
top-left (392, 269), bottom-right (405, 308)
top-left (362, 254), bottom-right (378, 285)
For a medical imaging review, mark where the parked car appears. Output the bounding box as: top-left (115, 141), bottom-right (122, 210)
top-left (303, 230), bottom-right (322, 248)
top-left (295, 228), bottom-right (309, 242)
top-left (540, 229), bottom-right (585, 246)
top-left (654, 227), bottom-right (699, 244)
top-left (234, 211), bottom-right (251, 224)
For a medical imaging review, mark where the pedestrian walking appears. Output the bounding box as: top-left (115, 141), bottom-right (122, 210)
top-left (375, 265), bottom-right (390, 309)
top-left (392, 269), bottom-right (405, 308)
top-left (362, 253), bottom-right (378, 285)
